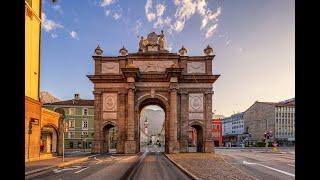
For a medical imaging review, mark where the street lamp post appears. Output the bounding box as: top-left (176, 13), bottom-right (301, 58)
top-left (63, 121), bottom-right (68, 162)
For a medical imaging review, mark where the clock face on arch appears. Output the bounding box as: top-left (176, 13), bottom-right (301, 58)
top-left (103, 93), bottom-right (117, 111)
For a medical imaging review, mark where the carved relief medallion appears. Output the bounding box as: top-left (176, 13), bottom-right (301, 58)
top-left (187, 62), bottom-right (205, 73)
top-left (189, 93), bottom-right (204, 112)
top-left (103, 93), bottom-right (117, 111)
top-left (101, 62), bottom-right (119, 74)
top-left (133, 61), bottom-right (174, 72)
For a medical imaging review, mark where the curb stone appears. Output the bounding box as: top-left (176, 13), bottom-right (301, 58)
top-left (25, 154), bottom-right (97, 176)
top-left (164, 154), bottom-right (200, 180)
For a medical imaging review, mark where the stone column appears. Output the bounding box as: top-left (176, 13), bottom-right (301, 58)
top-left (168, 78), bottom-right (180, 153)
top-left (179, 91), bottom-right (189, 152)
top-left (124, 83), bottom-right (137, 154)
top-left (204, 91), bottom-right (214, 153)
top-left (92, 91), bottom-right (102, 154)
top-left (121, 67), bottom-right (139, 154)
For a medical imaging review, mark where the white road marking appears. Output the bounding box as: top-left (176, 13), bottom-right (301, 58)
top-left (74, 167), bottom-right (89, 174)
top-left (53, 166), bottom-right (81, 173)
top-left (288, 164), bottom-right (295, 167)
top-left (243, 161), bottom-right (295, 177)
top-left (94, 157), bottom-right (103, 164)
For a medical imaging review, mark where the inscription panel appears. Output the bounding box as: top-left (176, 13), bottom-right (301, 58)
top-left (103, 93), bottom-right (117, 111)
top-left (189, 93), bottom-right (204, 112)
top-left (133, 61), bottom-right (174, 72)
top-left (101, 62), bottom-right (119, 74)
top-left (187, 62), bottom-right (205, 73)
top-left (103, 112), bottom-right (117, 120)
top-left (189, 113), bottom-right (204, 120)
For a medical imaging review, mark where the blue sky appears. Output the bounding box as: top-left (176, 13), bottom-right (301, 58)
top-left (40, 0), bottom-right (294, 117)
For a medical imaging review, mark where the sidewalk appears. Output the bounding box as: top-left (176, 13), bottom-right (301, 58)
top-left (25, 154), bottom-right (96, 175)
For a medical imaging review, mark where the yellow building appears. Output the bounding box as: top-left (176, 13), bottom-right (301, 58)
top-left (25, 0), bottom-right (60, 162)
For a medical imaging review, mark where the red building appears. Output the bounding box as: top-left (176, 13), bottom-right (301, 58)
top-left (212, 116), bottom-right (223, 147)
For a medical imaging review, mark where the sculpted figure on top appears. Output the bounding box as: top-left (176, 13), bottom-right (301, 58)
top-left (138, 30), bottom-right (168, 52)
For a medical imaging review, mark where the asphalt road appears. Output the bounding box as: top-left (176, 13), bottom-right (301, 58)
top-left (25, 154), bottom-right (136, 180)
top-left (128, 145), bottom-right (191, 180)
top-left (216, 148), bottom-right (295, 180)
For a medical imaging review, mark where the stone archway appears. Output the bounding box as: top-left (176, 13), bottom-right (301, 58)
top-left (189, 123), bottom-right (204, 152)
top-left (135, 95), bottom-right (169, 153)
top-left (101, 121), bottom-right (117, 154)
top-left (88, 31), bottom-right (220, 154)
top-left (40, 124), bottom-right (58, 154)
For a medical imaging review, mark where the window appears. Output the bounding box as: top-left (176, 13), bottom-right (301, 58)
top-left (82, 131), bottom-right (88, 138)
top-left (217, 125), bottom-right (220, 129)
top-left (69, 142), bottom-right (74, 148)
top-left (69, 108), bottom-right (76, 115)
top-left (83, 108), bottom-right (88, 116)
top-left (82, 119), bottom-right (88, 130)
top-left (69, 119), bottom-right (75, 129)
top-left (68, 132), bottom-right (75, 138)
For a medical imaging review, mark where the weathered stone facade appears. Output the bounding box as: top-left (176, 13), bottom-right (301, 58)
top-left (243, 102), bottom-right (276, 142)
top-left (88, 32), bottom-right (219, 154)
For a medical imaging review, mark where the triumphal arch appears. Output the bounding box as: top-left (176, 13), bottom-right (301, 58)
top-left (88, 31), bottom-right (220, 154)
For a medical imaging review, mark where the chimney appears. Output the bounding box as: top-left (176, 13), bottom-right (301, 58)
top-left (74, 93), bottom-right (80, 100)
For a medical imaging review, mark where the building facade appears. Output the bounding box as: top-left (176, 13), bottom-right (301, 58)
top-left (243, 98), bottom-right (295, 146)
top-left (212, 115), bottom-right (223, 147)
top-left (222, 112), bottom-right (245, 147)
top-left (25, 0), bottom-right (60, 162)
top-left (43, 94), bottom-right (96, 150)
top-left (88, 31), bottom-right (220, 154)
top-left (274, 99), bottom-right (295, 146)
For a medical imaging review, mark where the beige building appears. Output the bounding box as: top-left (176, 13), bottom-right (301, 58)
top-left (243, 98), bottom-right (295, 146)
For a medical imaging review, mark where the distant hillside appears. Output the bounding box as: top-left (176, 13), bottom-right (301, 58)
top-left (40, 91), bottom-right (60, 104)
top-left (140, 109), bottom-right (165, 135)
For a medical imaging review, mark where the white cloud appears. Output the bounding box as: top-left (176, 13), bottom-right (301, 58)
top-left (174, 20), bottom-right (184, 33)
top-left (145, 0), bottom-right (156, 22)
top-left (51, 33), bottom-right (58, 38)
top-left (154, 16), bottom-right (171, 29)
top-left (70, 31), bottom-right (79, 40)
top-left (113, 12), bottom-right (121, 20)
top-left (171, 0), bottom-right (197, 33)
top-left (135, 19), bottom-right (142, 34)
top-left (156, 3), bottom-right (165, 17)
top-left (41, 12), bottom-right (63, 32)
top-left (105, 9), bottom-right (111, 16)
top-left (205, 24), bottom-right (218, 38)
top-left (52, 4), bottom-right (63, 14)
top-left (101, 0), bottom-right (115, 7)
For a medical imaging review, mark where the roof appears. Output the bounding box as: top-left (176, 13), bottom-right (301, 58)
top-left (44, 99), bottom-right (94, 106)
top-left (277, 98), bottom-right (295, 106)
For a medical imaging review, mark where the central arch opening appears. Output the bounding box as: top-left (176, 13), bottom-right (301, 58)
top-left (139, 103), bottom-right (165, 153)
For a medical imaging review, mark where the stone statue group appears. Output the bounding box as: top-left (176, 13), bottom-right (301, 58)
top-left (139, 30), bottom-right (167, 52)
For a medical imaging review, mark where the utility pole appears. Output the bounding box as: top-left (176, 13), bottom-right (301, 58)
top-left (63, 121), bottom-right (68, 161)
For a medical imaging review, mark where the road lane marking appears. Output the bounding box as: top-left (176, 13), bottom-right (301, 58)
top-left (53, 166), bottom-right (81, 173)
top-left (74, 167), bottom-right (89, 174)
top-left (288, 164), bottom-right (295, 167)
top-left (243, 161), bottom-right (295, 177)
top-left (94, 157), bottom-right (103, 164)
